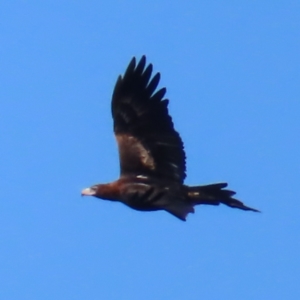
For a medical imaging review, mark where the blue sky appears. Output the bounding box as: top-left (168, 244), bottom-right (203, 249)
top-left (1, 1), bottom-right (299, 299)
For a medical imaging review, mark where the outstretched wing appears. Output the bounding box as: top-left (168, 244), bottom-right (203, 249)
top-left (112, 56), bottom-right (186, 183)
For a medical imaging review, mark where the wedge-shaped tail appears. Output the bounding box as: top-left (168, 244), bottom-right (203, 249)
top-left (187, 183), bottom-right (260, 212)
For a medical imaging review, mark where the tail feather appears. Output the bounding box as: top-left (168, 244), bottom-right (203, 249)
top-left (187, 183), bottom-right (259, 212)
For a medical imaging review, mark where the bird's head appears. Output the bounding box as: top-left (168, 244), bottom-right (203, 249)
top-left (81, 185), bottom-right (98, 197)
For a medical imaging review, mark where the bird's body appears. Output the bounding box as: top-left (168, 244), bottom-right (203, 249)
top-left (81, 56), bottom-right (259, 221)
top-left (89, 176), bottom-right (193, 220)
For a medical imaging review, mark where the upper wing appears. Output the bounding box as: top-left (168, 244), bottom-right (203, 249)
top-left (111, 56), bottom-right (186, 183)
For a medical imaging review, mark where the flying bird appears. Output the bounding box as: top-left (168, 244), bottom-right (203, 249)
top-left (81, 56), bottom-right (259, 221)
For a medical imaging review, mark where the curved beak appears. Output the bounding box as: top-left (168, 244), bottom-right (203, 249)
top-left (81, 187), bottom-right (95, 196)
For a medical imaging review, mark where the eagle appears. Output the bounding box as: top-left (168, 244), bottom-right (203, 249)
top-left (81, 56), bottom-right (259, 221)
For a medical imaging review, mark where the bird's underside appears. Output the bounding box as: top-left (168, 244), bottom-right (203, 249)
top-left (83, 176), bottom-right (258, 221)
top-left (81, 55), bottom-right (259, 221)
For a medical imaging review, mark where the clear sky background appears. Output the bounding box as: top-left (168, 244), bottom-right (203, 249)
top-left (1, 1), bottom-right (299, 299)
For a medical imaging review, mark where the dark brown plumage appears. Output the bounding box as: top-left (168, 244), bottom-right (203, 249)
top-left (81, 56), bottom-right (259, 221)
